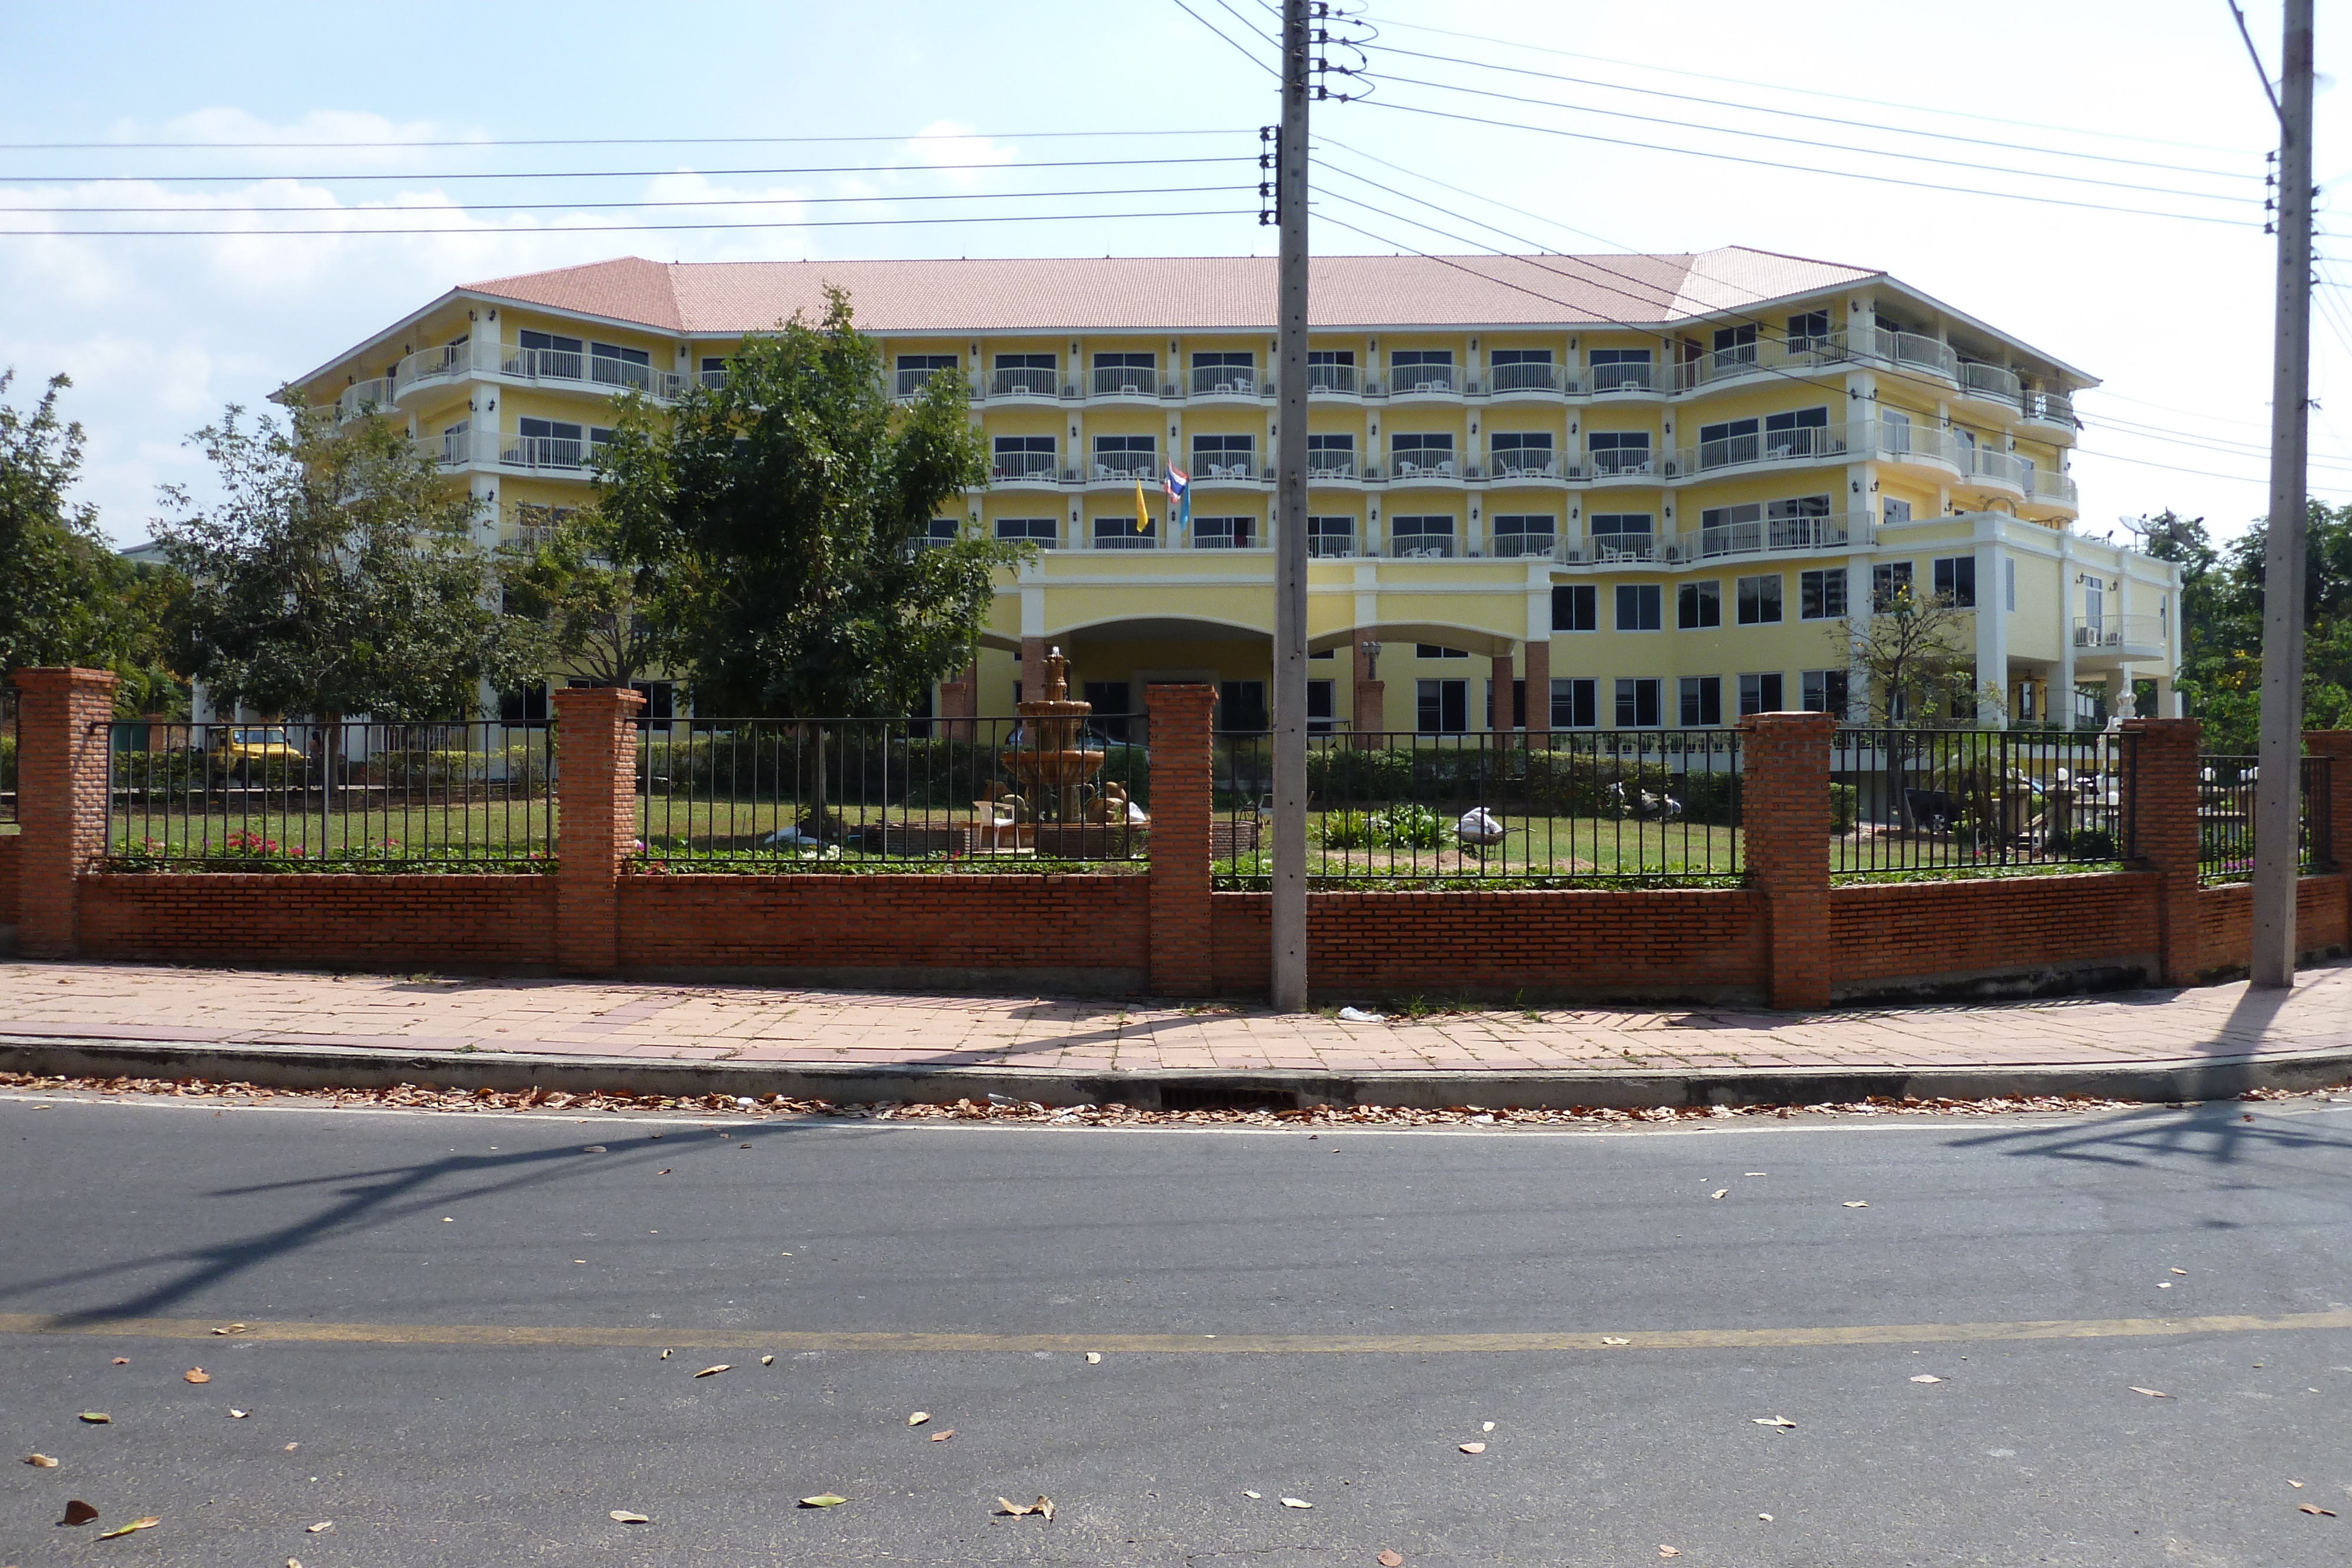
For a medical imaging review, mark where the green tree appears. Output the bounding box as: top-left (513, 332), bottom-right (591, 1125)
top-left (596, 286), bottom-right (1017, 716)
top-left (158, 401), bottom-right (542, 721)
top-left (1838, 583), bottom-right (1983, 727)
top-left (495, 501), bottom-right (660, 688)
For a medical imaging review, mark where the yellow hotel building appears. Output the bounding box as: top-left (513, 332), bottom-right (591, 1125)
top-left (291, 249), bottom-right (2180, 732)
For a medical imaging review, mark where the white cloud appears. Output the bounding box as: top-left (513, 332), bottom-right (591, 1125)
top-left (903, 119), bottom-right (1017, 189)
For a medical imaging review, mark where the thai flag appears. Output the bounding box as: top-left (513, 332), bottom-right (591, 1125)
top-left (1163, 463), bottom-right (1191, 535)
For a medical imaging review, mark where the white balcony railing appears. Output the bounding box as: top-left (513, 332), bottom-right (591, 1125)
top-left (1193, 457), bottom-right (1262, 482)
top-left (501, 343), bottom-right (583, 383)
top-left (1488, 361), bottom-right (1561, 393)
top-left (1682, 422), bottom-right (1847, 474)
top-left (2073, 615), bottom-right (2166, 651)
top-left (2032, 469), bottom-right (2080, 506)
top-left (1308, 362), bottom-right (1359, 394)
top-left (1387, 363), bottom-right (1459, 394)
top-left (396, 340), bottom-right (485, 390)
top-left (1958, 361), bottom-right (2022, 407)
top-left (1308, 533), bottom-right (1358, 558)
top-left (1690, 511), bottom-right (1863, 560)
top-left (1489, 529), bottom-right (1558, 559)
top-left (414, 429), bottom-right (483, 469)
top-left (1190, 365), bottom-right (1260, 396)
top-left (501, 434), bottom-right (587, 470)
top-left (990, 450), bottom-right (1060, 482)
top-left (1387, 531), bottom-right (1456, 557)
top-left (1088, 451), bottom-right (1160, 480)
top-left (2024, 389), bottom-right (2076, 426)
top-left (988, 365), bottom-right (1063, 398)
top-left (1486, 449), bottom-right (1561, 480)
top-left (1307, 454), bottom-right (1358, 480)
top-left (1388, 456), bottom-right (1458, 480)
top-left (1091, 365), bottom-right (1165, 397)
top-left (1959, 444), bottom-right (2027, 491)
top-left (588, 356), bottom-right (684, 399)
top-left (336, 378), bottom-right (396, 422)
top-left (1861, 326), bottom-right (1959, 382)
top-left (1867, 421), bottom-right (1959, 469)
top-left (1589, 537), bottom-right (1660, 563)
top-left (1589, 360), bottom-right (1656, 393)
top-left (1589, 446), bottom-right (1659, 477)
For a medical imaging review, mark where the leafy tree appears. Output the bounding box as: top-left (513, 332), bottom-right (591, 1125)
top-left (1, 369), bottom-right (191, 714)
top-left (596, 286), bottom-right (1017, 716)
top-left (1838, 583), bottom-right (1984, 727)
top-left (158, 402), bottom-right (542, 721)
top-left (495, 502), bottom-right (660, 689)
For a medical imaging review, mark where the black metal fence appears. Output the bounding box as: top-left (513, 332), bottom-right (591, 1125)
top-left (1831, 728), bottom-right (2127, 877)
top-left (102, 720), bottom-right (555, 870)
top-left (633, 717), bottom-right (1151, 870)
top-left (0, 682), bottom-right (16, 824)
top-left (1215, 728), bottom-right (1743, 886)
top-left (2197, 754), bottom-right (2333, 884)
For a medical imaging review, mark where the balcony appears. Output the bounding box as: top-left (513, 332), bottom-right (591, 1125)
top-left (2023, 389), bottom-right (2076, 428)
top-left (1866, 421), bottom-right (1959, 473)
top-left (335, 378), bottom-right (395, 423)
top-left (988, 365), bottom-right (1065, 400)
top-left (1308, 533), bottom-right (1358, 558)
top-left (1193, 457), bottom-right (1265, 484)
top-left (589, 356), bottom-right (685, 399)
top-left (1085, 451), bottom-right (1161, 482)
top-left (1955, 444), bottom-right (2027, 493)
top-left (501, 434), bottom-right (587, 471)
top-left (894, 365), bottom-right (964, 398)
top-left (1680, 423), bottom-right (1847, 475)
top-left (989, 450), bottom-right (1062, 484)
top-left (1308, 362), bottom-right (1360, 396)
top-left (1859, 326), bottom-right (1959, 383)
top-left (1688, 511), bottom-right (1865, 560)
top-left (395, 340), bottom-right (483, 393)
top-left (1307, 454), bottom-right (1359, 482)
top-left (1080, 532), bottom-right (1160, 551)
top-left (699, 367), bottom-right (729, 390)
top-left (1489, 529), bottom-right (1558, 559)
top-left (1385, 364), bottom-right (1459, 398)
top-left (1091, 365), bottom-right (1168, 399)
top-left (2073, 615), bottom-right (2166, 660)
top-left (1387, 456), bottom-right (1459, 483)
top-left (1190, 365), bottom-right (1262, 398)
top-left (2031, 469), bottom-right (2080, 508)
top-left (1957, 361), bottom-right (2023, 410)
top-left (1485, 449), bottom-right (1563, 482)
top-left (1589, 446), bottom-right (1662, 479)
top-left (1488, 361), bottom-right (1564, 394)
top-left (1586, 536), bottom-right (1661, 564)
top-left (1589, 361), bottom-right (1658, 394)
top-left (414, 429), bottom-right (483, 469)
top-left (1387, 531), bottom-right (1456, 559)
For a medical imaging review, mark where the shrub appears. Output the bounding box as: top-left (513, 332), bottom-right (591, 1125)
top-left (1676, 770), bottom-right (1739, 825)
top-left (2070, 827), bottom-right (2119, 861)
top-left (1829, 783), bottom-right (1859, 834)
top-left (1308, 747), bottom-right (1414, 804)
top-left (1375, 803), bottom-right (1451, 848)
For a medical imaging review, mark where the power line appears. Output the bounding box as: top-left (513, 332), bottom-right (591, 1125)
top-left (1369, 14), bottom-right (2259, 157)
top-left (0, 207), bottom-right (1252, 238)
top-left (0, 155), bottom-right (1252, 185)
top-left (0, 128), bottom-right (1247, 152)
top-left (1, 183), bottom-right (1252, 216)
top-left (1368, 42), bottom-right (2254, 183)
top-left (1210, 0), bottom-right (1281, 48)
top-left (1170, 0), bottom-right (1279, 76)
top-left (1356, 96), bottom-right (2263, 230)
top-left (1365, 72), bottom-right (2253, 206)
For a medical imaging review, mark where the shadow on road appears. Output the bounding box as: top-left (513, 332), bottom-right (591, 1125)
top-left (1946, 1097), bottom-right (2352, 1178)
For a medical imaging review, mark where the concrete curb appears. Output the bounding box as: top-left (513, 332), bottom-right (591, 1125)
top-left (4, 1034), bottom-right (2349, 1111)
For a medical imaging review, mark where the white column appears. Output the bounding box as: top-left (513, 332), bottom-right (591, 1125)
top-left (1973, 523), bottom-right (2006, 725)
top-left (2056, 533), bottom-right (2079, 727)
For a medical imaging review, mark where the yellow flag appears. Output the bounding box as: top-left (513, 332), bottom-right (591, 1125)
top-left (1133, 478), bottom-right (1150, 533)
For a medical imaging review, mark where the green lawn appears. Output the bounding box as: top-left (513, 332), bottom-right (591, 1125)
top-left (105, 798), bottom-right (555, 866)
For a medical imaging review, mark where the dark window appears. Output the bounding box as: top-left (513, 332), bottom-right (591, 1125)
top-left (1590, 512), bottom-right (1653, 536)
top-left (519, 329), bottom-right (582, 353)
top-left (1194, 516), bottom-right (1255, 549)
top-left (1192, 433), bottom-right (1256, 476)
top-left (1739, 672), bottom-right (1785, 716)
top-left (1092, 351), bottom-right (1156, 367)
top-left (1390, 515), bottom-right (1455, 557)
top-left (1615, 677), bottom-right (1662, 728)
top-left (1551, 676), bottom-right (1598, 729)
top-left (995, 352), bottom-right (1055, 368)
top-left (498, 683), bottom-right (550, 725)
top-left (1679, 676), bottom-right (1723, 727)
top-left (1308, 678), bottom-right (1336, 733)
top-left (1800, 567), bottom-right (1847, 620)
top-left (1193, 351), bottom-right (1254, 369)
top-left (1737, 574), bottom-right (1783, 625)
top-left (1415, 644), bottom-right (1469, 659)
top-left (995, 517), bottom-right (1058, 545)
top-left (1713, 324), bottom-right (1758, 362)
top-left (1678, 580), bottom-right (1722, 630)
top-left (1787, 309), bottom-right (1832, 349)
top-left (1219, 680), bottom-right (1269, 733)
top-left (1083, 682), bottom-right (1133, 743)
top-left (1933, 555), bottom-right (1977, 607)
top-left (1802, 668), bottom-right (1850, 715)
top-left (1617, 583), bottom-right (1662, 631)
top-left (1416, 678), bottom-right (1469, 733)
top-left (1492, 513), bottom-right (1556, 556)
top-left (1552, 583), bottom-right (1598, 631)
top-left (1484, 678), bottom-right (1528, 730)
top-left (629, 681), bottom-right (675, 721)
top-left (1308, 515), bottom-right (1356, 556)
top-left (1873, 561), bottom-right (1916, 611)
top-left (592, 342), bottom-right (650, 365)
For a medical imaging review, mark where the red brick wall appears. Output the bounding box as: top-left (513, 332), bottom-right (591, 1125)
top-left (1210, 888), bottom-right (1768, 1001)
top-left (2196, 876), bottom-right (2351, 979)
top-left (1145, 684), bottom-right (1215, 995)
top-left (76, 874), bottom-right (558, 968)
top-left (1829, 873), bottom-right (2161, 995)
top-left (0, 833), bottom-right (19, 933)
top-left (617, 873), bottom-right (1151, 987)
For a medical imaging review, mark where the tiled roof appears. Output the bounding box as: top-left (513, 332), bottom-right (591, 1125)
top-left (459, 248), bottom-right (1880, 335)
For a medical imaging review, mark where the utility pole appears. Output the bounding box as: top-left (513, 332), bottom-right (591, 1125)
top-left (1269, 0), bottom-right (1311, 1011)
top-left (2253, 0), bottom-right (2314, 989)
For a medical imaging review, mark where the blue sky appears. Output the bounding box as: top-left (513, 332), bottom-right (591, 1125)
top-left (2, 0), bottom-right (2344, 543)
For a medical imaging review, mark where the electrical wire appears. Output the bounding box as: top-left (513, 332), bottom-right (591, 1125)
top-left (0, 128), bottom-right (1250, 152)
top-left (0, 183), bottom-right (1253, 216)
top-left (1210, 0), bottom-right (1281, 48)
top-left (1170, 0), bottom-right (1279, 77)
top-left (0, 155), bottom-right (1253, 185)
top-left (0, 207), bottom-right (1252, 238)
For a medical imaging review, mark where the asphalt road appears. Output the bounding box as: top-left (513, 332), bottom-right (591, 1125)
top-left (3, 1092), bottom-right (2350, 1566)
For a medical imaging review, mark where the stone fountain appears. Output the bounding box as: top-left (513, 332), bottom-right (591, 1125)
top-left (975, 647), bottom-right (1144, 856)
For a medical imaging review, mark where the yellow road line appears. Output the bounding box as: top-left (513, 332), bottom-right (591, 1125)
top-left (3, 1309), bottom-right (2348, 1354)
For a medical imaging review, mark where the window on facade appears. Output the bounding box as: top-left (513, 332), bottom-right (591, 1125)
top-left (914, 517), bottom-right (960, 552)
top-left (1586, 431), bottom-right (1652, 474)
top-left (1488, 432), bottom-right (1555, 476)
top-left (499, 683), bottom-right (552, 726)
top-left (1192, 433), bottom-right (1256, 477)
top-left (699, 355), bottom-right (729, 387)
top-left (1092, 514), bottom-right (1155, 548)
top-left (1308, 678), bottom-right (1336, 733)
top-left (1484, 677), bottom-right (1527, 730)
top-left (1552, 583), bottom-right (1598, 631)
top-left (1699, 416), bottom-right (1759, 467)
top-left (1391, 349), bottom-right (1456, 390)
top-left (1219, 680), bottom-right (1269, 732)
top-left (995, 517), bottom-right (1058, 546)
top-left (1763, 406), bottom-right (1832, 457)
top-left (1092, 434), bottom-right (1158, 478)
top-left (1678, 580), bottom-right (1722, 630)
top-left (1193, 351), bottom-right (1254, 370)
top-left (1879, 407), bottom-right (1913, 456)
top-left (1416, 678), bottom-right (1469, 733)
top-left (1083, 683), bottom-right (1133, 741)
top-left (1551, 677), bottom-right (1599, 729)
top-left (1090, 352), bottom-right (1158, 395)
top-left (590, 342), bottom-right (652, 390)
top-left (1588, 346), bottom-right (1653, 392)
top-left (1679, 676), bottom-right (1723, 727)
top-left (1737, 574), bottom-right (1785, 625)
top-left (1194, 515), bottom-right (1255, 549)
top-left (1787, 309), bottom-right (1832, 350)
top-left (991, 352), bottom-right (1058, 396)
top-left (516, 416), bottom-right (584, 468)
top-left (1615, 677), bottom-right (1663, 728)
top-left (1191, 352), bottom-right (1256, 394)
top-left (1415, 644), bottom-right (1469, 659)
top-left (1617, 583), bottom-right (1663, 631)
top-left (1307, 432), bottom-right (1355, 476)
top-left (1390, 514), bottom-right (1455, 557)
top-left (1739, 672), bottom-right (1786, 716)
top-left (993, 434), bottom-right (1057, 478)
top-left (1390, 432), bottom-right (1455, 477)
top-left (1768, 494), bottom-right (1833, 520)
top-left (894, 352), bottom-right (958, 397)
top-left (1308, 515), bottom-right (1356, 557)
top-left (1712, 324), bottom-right (1758, 364)
top-left (1590, 512), bottom-right (1653, 537)
top-left (1873, 561), bottom-right (1916, 611)
top-left (1492, 513), bottom-right (1556, 558)
top-left (1307, 349), bottom-right (1356, 392)
top-left (1489, 347), bottom-right (1556, 392)
top-left (1882, 496), bottom-right (1914, 524)
top-left (517, 329), bottom-right (584, 381)
top-left (1933, 555), bottom-right (1977, 607)
top-left (589, 425), bottom-right (616, 450)
top-left (1802, 668), bottom-right (1850, 716)
top-left (1799, 567), bottom-right (1848, 621)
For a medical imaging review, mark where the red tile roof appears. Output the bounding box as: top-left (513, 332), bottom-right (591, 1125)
top-left (460, 248), bottom-right (1880, 335)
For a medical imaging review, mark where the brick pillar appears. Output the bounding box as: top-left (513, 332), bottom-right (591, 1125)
top-left (1145, 683), bottom-right (1216, 996)
top-left (2306, 730), bottom-right (2352, 874)
top-left (1489, 651), bottom-right (1515, 731)
top-left (1737, 709), bottom-right (1836, 1009)
top-left (1020, 637), bottom-right (1047, 706)
top-left (2120, 717), bottom-right (2202, 984)
top-left (939, 659), bottom-right (978, 741)
top-left (11, 667), bottom-right (118, 959)
top-left (1524, 638), bottom-right (1551, 734)
top-left (552, 684), bottom-right (644, 975)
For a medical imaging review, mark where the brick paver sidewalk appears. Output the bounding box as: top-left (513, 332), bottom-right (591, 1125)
top-left (2, 959), bottom-right (2348, 1077)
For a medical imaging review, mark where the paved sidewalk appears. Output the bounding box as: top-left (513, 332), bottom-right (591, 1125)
top-left (2, 958), bottom-right (2348, 1082)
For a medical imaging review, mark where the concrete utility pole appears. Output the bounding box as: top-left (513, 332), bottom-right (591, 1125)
top-left (1269, 0), bottom-right (1311, 1011)
top-left (2253, 0), bottom-right (2315, 989)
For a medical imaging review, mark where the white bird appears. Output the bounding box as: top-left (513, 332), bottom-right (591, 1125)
top-left (1456, 807), bottom-right (1505, 847)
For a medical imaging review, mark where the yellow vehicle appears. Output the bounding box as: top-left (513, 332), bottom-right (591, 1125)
top-left (205, 726), bottom-right (307, 782)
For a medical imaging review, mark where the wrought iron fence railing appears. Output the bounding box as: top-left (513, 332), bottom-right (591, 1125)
top-left (101, 720), bottom-right (556, 870)
top-left (2196, 754), bottom-right (2331, 883)
top-left (1215, 728), bottom-right (1743, 887)
top-left (0, 682), bottom-right (17, 824)
top-left (1831, 727), bottom-right (2128, 877)
top-left (633, 717), bottom-right (1151, 871)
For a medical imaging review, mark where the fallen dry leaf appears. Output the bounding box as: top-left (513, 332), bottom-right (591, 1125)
top-left (658, 1349), bottom-right (672, 1359)
top-left (184, 1368), bottom-right (211, 1384)
top-left (212, 1323), bottom-right (246, 1336)
top-left (96, 1516), bottom-right (160, 1540)
top-left (2171, 1268), bottom-right (2188, 1275)
top-left (1843, 1201), bottom-right (1870, 1208)
top-left (111, 1358), bottom-right (128, 1366)
top-left (1659, 1548), bottom-right (1681, 1559)
top-left (1482, 1421), bottom-right (1496, 1432)
top-left (285, 1442), bottom-right (298, 1451)
top-left (609, 1510), bottom-right (650, 1523)
top-left (908, 1412), bottom-right (930, 1426)
top-left (290, 1559), bottom-right (303, 1567)
top-left (1753, 1416), bottom-right (1797, 1429)
top-left (2129, 1386), bottom-right (2171, 1398)
top-left (1244, 1490), bottom-right (1262, 1499)
top-left (2291, 1480), bottom-right (2306, 1488)
top-left (2301, 1503), bottom-right (2338, 1516)
top-left (1459, 1442), bottom-right (1486, 1454)
top-left (1085, 1351), bottom-right (1103, 1364)
top-left (28, 1453), bottom-right (59, 1467)
top-left (657, 1168), bottom-right (672, 1175)
top-left (1379, 1553), bottom-right (1405, 1567)
top-left (1710, 1189), bottom-right (1728, 1201)
top-left (1910, 1374), bottom-right (1944, 1383)
top-left (997, 1497), bottom-right (1031, 1516)
top-left (78, 1412), bottom-right (111, 1424)
top-left (930, 1429), bottom-right (955, 1442)
top-left (799, 1494), bottom-right (847, 1509)
top-left (1037, 1496), bottom-right (1055, 1522)
top-left (63, 1500), bottom-right (100, 1526)
top-left (693, 1365), bottom-right (731, 1379)
top-left (1601, 1336), bottom-right (1631, 1346)
top-left (761, 1355), bottom-right (774, 1366)
top-left (1759, 1513), bottom-right (1774, 1521)
top-left (230, 1409), bottom-right (248, 1418)
top-left (1281, 1496), bottom-right (1313, 1509)
top-left (305, 1521), bottom-right (333, 1533)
